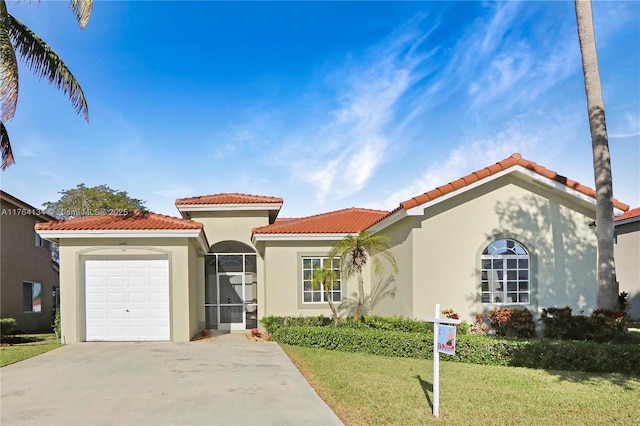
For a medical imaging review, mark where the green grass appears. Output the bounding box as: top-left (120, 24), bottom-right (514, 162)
top-left (629, 323), bottom-right (640, 343)
top-left (1, 333), bottom-right (62, 367)
top-left (282, 344), bottom-right (640, 426)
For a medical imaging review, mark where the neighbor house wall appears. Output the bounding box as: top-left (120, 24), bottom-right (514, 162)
top-left (0, 198), bottom-right (58, 332)
top-left (406, 174), bottom-right (597, 323)
top-left (260, 240), bottom-right (361, 319)
top-left (615, 220), bottom-right (640, 320)
top-left (57, 237), bottom-right (195, 343)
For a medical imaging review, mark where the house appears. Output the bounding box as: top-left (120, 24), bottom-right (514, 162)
top-left (35, 153), bottom-right (631, 343)
top-left (1, 191), bottom-right (59, 332)
top-left (615, 207), bottom-right (640, 320)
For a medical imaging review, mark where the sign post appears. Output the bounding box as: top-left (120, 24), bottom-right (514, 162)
top-left (425, 304), bottom-right (461, 418)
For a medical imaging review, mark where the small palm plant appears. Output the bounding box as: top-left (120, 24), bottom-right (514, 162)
top-left (312, 262), bottom-right (340, 324)
top-left (328, 230), bottom-right (398, 321)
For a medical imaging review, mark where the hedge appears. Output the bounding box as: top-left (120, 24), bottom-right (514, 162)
top-left (260, 315), bottom-right (432, 334)
top-left (1, 318), bottom-right (17, 336)
top-left (271, 326), bottom-right (640, 376)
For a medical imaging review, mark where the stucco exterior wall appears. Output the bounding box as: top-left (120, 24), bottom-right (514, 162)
top-left (188, 211), bottom-right (270, 248)
top-left (1, 199), bottom-right (59, 332)
top-left (371, 218), bottom-right (416, 318)
top-left (615, 220), bottom-right (640, 320)
top-left (393, 175), bottom-right (597, 323)
top-left (57, 237), bottom-right (197, 343)
top-left (260, 240), bottom-right (360, 318)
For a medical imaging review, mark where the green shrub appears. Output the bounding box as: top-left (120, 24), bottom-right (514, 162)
top-left (271, 326), bottom-right (640, 376)
top-left (261, 315), bottom-right (433, 334)
top-left (540, 307), bottom-right (629, 343)
top-left (351, 316), bottom-right (433, 333)
top-left (1, 318), bottom-right (17, 336)
top-left (590, 309), bottom-right (629, 343)
top-left (488, 308), bottom-right (536, 338)
top-left (54, 309), bottom-right (61, 339)
top-left (540, 306), bottom-right (574, 339)
top-left (260, 315), bottom-right (333, 333)
top-left (566, 315), bottom-right (593, 340)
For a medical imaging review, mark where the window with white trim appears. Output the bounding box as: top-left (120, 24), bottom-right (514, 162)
top-left (23, 282), bottom-right (42, 313)
top-left (302, 257), bottom-right (342, 303)
top-left (481, 239), bottom-right (530, 304)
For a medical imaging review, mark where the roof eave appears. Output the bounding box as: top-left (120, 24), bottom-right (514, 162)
top-left (252, 233), bottom-right (352, 244)
top-left (403, 166), bottom-right (620, 217)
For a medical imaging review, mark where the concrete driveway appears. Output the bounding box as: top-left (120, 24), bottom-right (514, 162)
top-left (0, 333), bottom-right (343, 426)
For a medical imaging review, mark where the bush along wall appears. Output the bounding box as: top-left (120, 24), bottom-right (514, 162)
top-left (1, 318), bottom-right (17, 337)
top-left (271, 326), bottom-right (640, 376)
top-left (260, 315), bottom-right (432, 335)
top-left (540, 306), bottom-right (630, 342)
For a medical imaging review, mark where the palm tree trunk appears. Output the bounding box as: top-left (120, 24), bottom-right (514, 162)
top-left (354, 270), bottom-right (365, 321)
top-left (575, 0), bottom-right (618, 310)
top-left (324, 288), bottom-right (340, 324)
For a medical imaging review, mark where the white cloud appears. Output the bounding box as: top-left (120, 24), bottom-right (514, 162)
top-left (380, 126), bottom-right (538, 210)
top-left (288, 20), bottom-right (432, 204)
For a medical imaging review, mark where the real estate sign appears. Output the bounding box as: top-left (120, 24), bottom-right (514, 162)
top-left (437, 324), bottom-right (456, 355)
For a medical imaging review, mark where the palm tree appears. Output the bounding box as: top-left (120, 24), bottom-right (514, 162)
top-left (574, 0), bottom-right (618, 310)
top-left (328, 230), bottom-right (398, 321)
top-left (311, 262), bottom-right (340, 324)
top-left (1, 0), bottom-right (92, 170)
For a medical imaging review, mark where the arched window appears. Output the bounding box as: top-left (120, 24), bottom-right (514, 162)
top-left (481, 239), bottom-right (529, 304)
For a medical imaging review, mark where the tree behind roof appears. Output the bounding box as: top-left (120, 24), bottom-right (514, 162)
top-left (43, 183), bottom-right (146, 219)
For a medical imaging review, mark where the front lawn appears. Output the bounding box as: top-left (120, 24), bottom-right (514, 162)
top-left (282, 344), bottom-right (640, 425)
top-left (0, 333), bottom-right (62, 367)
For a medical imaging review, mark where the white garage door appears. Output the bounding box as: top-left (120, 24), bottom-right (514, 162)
top-left (85, 259), bottom-right (170, 341)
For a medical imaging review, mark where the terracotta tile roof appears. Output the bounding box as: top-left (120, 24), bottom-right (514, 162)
top-left (35, 210), bottom-right (203, 231)
top-left (398, 153), bottom-right (630, 212)
top-left (176, 193), bottom-right (283, 205)
top-left (253, 208), bottom-right (389, 235)
top-left (615, 207), bottom-right (640, 222)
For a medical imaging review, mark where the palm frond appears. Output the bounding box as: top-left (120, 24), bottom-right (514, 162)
top-left (1, 120), bottom-right (15, 170)
top-left (8, 14), bottom-right (89, 121)
top-left (0, 0), bottom-right (19, 121)
top-left (68, 0), bottom-right (93, 29)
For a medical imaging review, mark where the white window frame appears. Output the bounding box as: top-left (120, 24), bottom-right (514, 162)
top-left (23, 281), bottom-right (43, 313)
top-left (301, 257), bottom-right (342, 304)
top-left (481, 239), bottom-right (530, 305)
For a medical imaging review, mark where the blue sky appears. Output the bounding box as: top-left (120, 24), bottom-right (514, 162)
top-left (2, 1), bottom-right (639, 218)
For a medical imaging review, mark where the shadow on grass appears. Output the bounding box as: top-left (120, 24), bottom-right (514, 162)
top-left (1, 334), bottom-right (55, 345)
top-left (414, 375), bottom-right (433, 409)
top-left (540, 369), bottom-right (640, 391)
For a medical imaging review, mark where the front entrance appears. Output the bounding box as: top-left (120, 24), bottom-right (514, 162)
top-left (205, 250), bottom-right (257, 330)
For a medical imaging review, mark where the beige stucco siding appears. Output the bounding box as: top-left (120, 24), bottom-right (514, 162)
top-left (386, 175), bottom-right (597, 323)
top-left (261, 240), bottom-right (360, 318)
top-left (188, 211), bottom-right (270, 248)
top-left (371, 218), bottom-right (416, 318)
top-left (57, 237), bottom-right (199, 343)
top-left (615, 220), bottom-right (640, 320)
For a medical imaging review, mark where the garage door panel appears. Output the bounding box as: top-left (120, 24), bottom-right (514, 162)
top-left (128, 292), bottom-right (147, 303)
top-left (85, 259), bottom-right (170, 342)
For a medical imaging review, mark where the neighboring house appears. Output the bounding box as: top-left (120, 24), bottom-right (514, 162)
top-left (615, 207), bottom-right (640, 320)
top-left (1, 191), bottom-right (59, 332)
top-left (35, 153), bottom-right (630, 343)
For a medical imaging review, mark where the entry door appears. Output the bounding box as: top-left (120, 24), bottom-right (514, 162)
top-left (218, 272), bottom-right (245, 330)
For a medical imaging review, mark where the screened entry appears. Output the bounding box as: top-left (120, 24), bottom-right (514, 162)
top-left (205, 243), bottom-right (257, 330)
